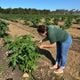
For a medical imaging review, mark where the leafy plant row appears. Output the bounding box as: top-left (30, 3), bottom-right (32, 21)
top-left (5, 35), bottom-right (40, 73)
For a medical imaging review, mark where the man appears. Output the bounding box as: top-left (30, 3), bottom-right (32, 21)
top-left (37, 25), bottom-right (72, 74)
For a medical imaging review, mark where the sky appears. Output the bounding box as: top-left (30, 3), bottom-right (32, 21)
top-left (0, 0), bottom-right (80, 11)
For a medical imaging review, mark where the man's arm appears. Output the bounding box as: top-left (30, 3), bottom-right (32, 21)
top-left (39, 43), bottom-right (56, 48)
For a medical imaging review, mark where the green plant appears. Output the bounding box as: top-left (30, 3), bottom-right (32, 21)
top-left (76, 18), bottom-right (80, 24)
top-left (30, 18), bottom-right (40, 27)
top-left (53, 18), bottom-right (59, 25)
top-left (5, 35), bottom-right (40, 73)
top-left (62, 17), bottom-right (72, 29)
top-left (0, 20), bottom-right (8, 38)
top-left (45, 17), bottom-right (51, 25)
top-left (24, 20), bottom-right (32, 26)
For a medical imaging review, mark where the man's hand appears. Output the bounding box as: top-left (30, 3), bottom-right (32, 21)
top-left (39, 45), bottom-right (45, 49)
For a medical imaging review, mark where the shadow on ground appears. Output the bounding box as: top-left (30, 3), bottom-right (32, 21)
top-left (38, 48), bottom-right (55, 65)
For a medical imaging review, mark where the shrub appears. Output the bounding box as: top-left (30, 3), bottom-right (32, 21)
top-left (45, 17), bottom-right (51, 25)
top-left (30, 18), bottom-right (40, 27)
top-left (61, 17), bottom-right (72, 29)
top-left (76, 18), bottom-right (80, 24)
top-left (5, 35), bottom-right (40, 73)
top-left (0, 20), bottom-right (8, 38)
top-left (53, 18), bottom-right (59, 25)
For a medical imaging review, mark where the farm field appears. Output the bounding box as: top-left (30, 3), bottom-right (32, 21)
top-left (0, 0), bottom-right (80, 79)
top-left (0, 15), bottom-right (80, 80)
